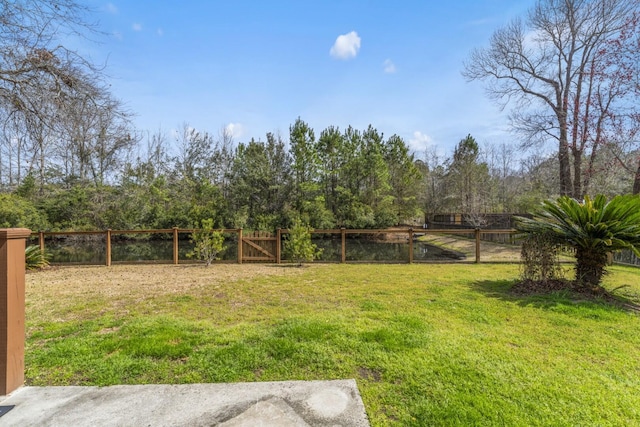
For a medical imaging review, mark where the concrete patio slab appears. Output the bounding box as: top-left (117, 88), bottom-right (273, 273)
top-left (0, 379), bottom-right (370, 426)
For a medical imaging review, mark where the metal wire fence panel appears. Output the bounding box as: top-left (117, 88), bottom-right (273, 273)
top-left (27, 228), bottom-right (638, 268)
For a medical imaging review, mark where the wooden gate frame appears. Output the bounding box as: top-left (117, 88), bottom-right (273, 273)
top-left (240, 230), bottom-right (277, 263)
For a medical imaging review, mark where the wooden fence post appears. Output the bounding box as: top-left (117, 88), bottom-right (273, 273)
top-left (276, 229), bottom-right (281, 264)
top-left (0, 228), bottom-right (31, 395)
top-left (475, 228), bottom-right (481, 264)
top-left (341, 228), bottom-right (346, 263)
top-left (173, 227), bottom-right (179, 265)
top-left (408, 228), bottom-right (414, 264)
top-left (38, 231), bottom-right (44, 253)
top-left (237, 229), bottom-right (243, 264)
top-left (106, 229), bottom-right (112, 267)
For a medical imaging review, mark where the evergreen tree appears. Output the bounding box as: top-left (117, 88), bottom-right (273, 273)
top-left (446, 134), bottom-right (492, 223)
top-left (289, 118), bottom-right (320, 212)
top-left (384, 135), bottom-right (423, 224)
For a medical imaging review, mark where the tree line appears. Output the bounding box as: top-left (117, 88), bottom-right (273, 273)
top-left (1, 118), bottom-right (636, 232)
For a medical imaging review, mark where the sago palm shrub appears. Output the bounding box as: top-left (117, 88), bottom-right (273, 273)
top-left (516, 195), bottom-right (640, 289)
top-left (25, 245), bottom-right (50, 270)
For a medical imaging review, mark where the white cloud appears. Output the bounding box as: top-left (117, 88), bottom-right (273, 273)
top-left (383, 59), bottom-right (396, 74)
top-left (157, 28), bottom-right (164, 37)
top-left (225, 123), bottom-right (244, 139)
top-left (330, 31), bottom-right (361, 60)
top-left (105, 3), bottom-right (118, 14)
top-left (409, 131), bottom-right (433, 152)
top-left (132, 23), bottom-right (143, 32)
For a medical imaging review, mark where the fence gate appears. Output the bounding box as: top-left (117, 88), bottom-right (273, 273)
top-left (241, 231), bottom-right (277, 263)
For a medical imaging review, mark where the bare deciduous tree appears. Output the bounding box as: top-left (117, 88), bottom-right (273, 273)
top-left (0, 1), bottom-right (136, 189)
top-left (464, 0), bottom-right (639, 198)
top-left (0, 1), bottom-right (100, 122)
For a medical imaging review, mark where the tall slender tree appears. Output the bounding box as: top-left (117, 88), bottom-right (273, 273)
top-left (317, 126), bottom-right (344, 216)
top-left (289, 118), bottom-right (320, 211)
top-left (446, 135), bottom-right (491, 221)
top-left (384, 135), bottom-right (422, 223)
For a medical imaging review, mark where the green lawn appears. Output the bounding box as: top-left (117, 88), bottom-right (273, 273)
top-left (25, 263), bottom-right (640, 426)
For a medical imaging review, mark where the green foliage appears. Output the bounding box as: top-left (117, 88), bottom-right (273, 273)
top-left (187, 219), bottom-right (225, 266)
top-left (289, 118), bottom-right (320, 211)
top-left (446, 134), bottom-right (492, 215)
top-left (15, 174), bottom-right (37, 199)
top-left (519, 232), bottom-right (564, 282)
top-left (228, 137), bottom-right (292, 230)
top-left (372, 195), bottom-right (397, 228)
top-left (0, 194), bottom-right (49, 230)
top-left (186, 181), bottom-right (228, 229)
top-left (335, 191), bottom-right (376, 229)
top-left (2, 120), bottom-right (429, 231)
top-left (516, 195), bottom-right (640, 288)
top-left (300, 196), bottom-right (335, 229)
top-left (6, 116), bottom-right (640, 234)
top-left (284, 219), bottom-right (322, 265)
top-left (37, 186), bottom-right (94, 230)
top-left (25, 245), bottom-right (50, 270)
top-left (384, 134), bottom-right (422, 222)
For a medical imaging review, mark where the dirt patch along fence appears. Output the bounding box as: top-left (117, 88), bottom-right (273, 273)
top-left (30, 227), bottom-right (526, 266)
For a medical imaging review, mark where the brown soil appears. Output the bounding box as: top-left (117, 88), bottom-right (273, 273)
top-left (509, 278), bottom-right (577, 295)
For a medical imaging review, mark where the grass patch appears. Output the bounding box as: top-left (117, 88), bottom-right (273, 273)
top-left (26, 263), bottom-right (640, 426)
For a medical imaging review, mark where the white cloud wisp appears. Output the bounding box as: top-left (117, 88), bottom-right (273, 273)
top-left (409, 131), bottom-right (433, 152)
top-left (383, 59), bottom-right (396, 74)
top-left (330, 31), bottom-right (361, 60)
top-left (225, 122), bottom-right (245, 139)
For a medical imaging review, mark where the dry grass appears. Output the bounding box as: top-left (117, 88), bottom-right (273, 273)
top-left (26, 264), bottom-right (307, 322)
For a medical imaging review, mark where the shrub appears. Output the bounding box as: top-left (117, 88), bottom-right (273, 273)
top-left (187, 219), bottom-right (225, 267)
top-left (516, 195), bottom-right (640, 289)
top-left (284, 219), bottom-right (322, 266)
top-left (25, 245), bottom-right (50, 270)
top-left (0, 194), bottom-right (49, 230)
top-left (519, 232), bottom-right (564, 283)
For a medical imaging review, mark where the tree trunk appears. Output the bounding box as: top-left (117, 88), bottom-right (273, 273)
top-left (575, 247), bottom-right (607, 289)
top-left (633, 160), bottom-right (640, 195)
top-left (558, 117), bottom-right (573, 196)
top-left (572, 149), bottom-right (583, 199)
top-left (39, 138), bottom-right (45, 195)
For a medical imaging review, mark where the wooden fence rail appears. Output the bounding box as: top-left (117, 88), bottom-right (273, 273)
top-left (30, 227), bottom-right (519, 266)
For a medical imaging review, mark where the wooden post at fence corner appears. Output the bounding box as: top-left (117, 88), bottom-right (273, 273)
top-left (276, 229), bottom-right (282, 264)
top-left (237, 229), bottom-right (243, 264)
top-left (408, 228), bottom-right (414, 264)
top-left (105, 229), bottom-right (112, 267)
top-left (38, 231), bottom-right (44, 253)
top-left (475, 228), bottom-right (481, 264)
top-left (341, 228), bottom-right (346, 263)
top-left (0, 228), bottom-right (31, 395)
top-left (173, 227), bottom-right (179, 265)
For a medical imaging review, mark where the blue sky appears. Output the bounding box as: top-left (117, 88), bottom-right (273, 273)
top-left (83, 1), bottom-right (534, 155)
